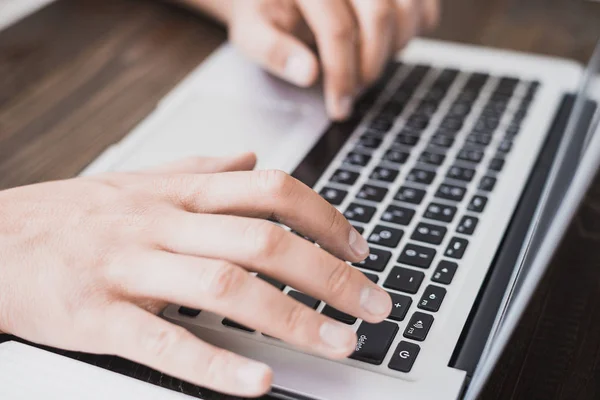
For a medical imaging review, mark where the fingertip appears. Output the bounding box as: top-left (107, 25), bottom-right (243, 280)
top-left (284, 50), bottom-right (319, 87)
top-left (326, 92), bottom-right (354, 121)
top-left (236, 361), bottom-right (273, 397)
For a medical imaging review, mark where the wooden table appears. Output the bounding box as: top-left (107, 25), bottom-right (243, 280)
top-left (2, 0), bottom-right (600, 398)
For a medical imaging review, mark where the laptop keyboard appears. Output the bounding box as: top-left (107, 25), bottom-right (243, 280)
top-left (178, 61), bottom-right (539, 374)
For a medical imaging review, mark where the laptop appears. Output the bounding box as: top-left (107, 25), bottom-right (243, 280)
top-left (3, 38), bottom-right (600, 400)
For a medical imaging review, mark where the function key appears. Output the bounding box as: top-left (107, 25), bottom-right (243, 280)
top-left (489, 157), bottom-right (505, 172)
top-left (322, 306), bottom-right (357, 325)
top-left (350, 321), bottom-right (399, 365)
top-left (371, 166), bottom-right (399, 183)
top-left (411, 222), bottom-right (447, 245)
top-left (330, 169), bottom-right (360, 186)
top-left (435, 183), bottom-right (466, 202)
top-left (432, 260), bottom-right (458, 285)
top-left (357, 184), bottom-right (388, 202)
top-left (445, 237), bottom-right (469, 259)
top-left (388, 341), bottom-right (421, 373)
top-left (467, 195), bottom-right (488, 213)
top-left (479, 176), bottom-right (497, 192)
top-left (424, 202), bottom-right (457, 223)
top-left (456, 215), bottom-right (479, 235)
top-left (407, 168), bottom-right (437, 185)
top-left (457, 147), bottom-right (484, 164)
top-left (418, 285), bottom-right (447, 312)
top-left (403, 312), bottom-right (434, 341)
top-left (398, 243), bottom-right (436, 269)
top-left (419, 150), bottom-right (446, 166)
top-left (381, 204), bottom-right (415, 226)
top-left (257, 274), bottom-right (286, 291)
top-left (223, 319), bottom-right (255, 332)
top-left (345, 203), bottom-right (377, 223)
top-left (358, 135), bottom-right (383, 150)
top-left (384, 266), bottom-right (425, 294)
top-left (319, 187), bottom-right (348, 205)
top-left (383, 148), bottom-right (410, 164)
top-left (388, 292), bottom-right (412, 321)
top-left (395, 186), bottom-right (426, 205)
top-left (345, 151), bottom-right (372, 167)
top-left (178, 307), bottom-right (201, 317)
top-left (288, 291), bottom-right (320, 309)
top-left (368, 225), bottom-right (404, 248)
top-left (447, 165), bottom-right (476, 182)
top-left (354, 247), bottom-right (392, 272)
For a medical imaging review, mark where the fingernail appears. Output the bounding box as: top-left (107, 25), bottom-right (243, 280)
top-left (335, 95), bottom-right (353, 120)
top-left (360, 287), bottom-right (392, 317)
top-left (319, 321), bottom-right (356, 352)
top-left (284, 53), bottom-right (314, 87)
top-left (349, 228), bottom-right (369, 258)
top-left (236, 361), bottom-right (271, 392)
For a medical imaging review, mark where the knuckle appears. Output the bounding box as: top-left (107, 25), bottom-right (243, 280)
top-left (326, 18), bottom-right (355, 42)
top-left (208, 262), bottom-right (247, 300)
top-left (326, 205), bottom-right (344, 233)
top-left (203, 348), bottom-right (233, 384)
top-left (282, 303), bottom-right (311, 335)
top-left (326, 261), bottom-right (352, 298)
top-left (144, 325), bottom-right (187, 360)
top-left (255, 169), bottom-right (294, 198)
top-left (247, 221), bottom-right (285, 260)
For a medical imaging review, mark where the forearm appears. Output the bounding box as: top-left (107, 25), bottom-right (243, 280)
top-left (174, 0), bottom-right (234, 25)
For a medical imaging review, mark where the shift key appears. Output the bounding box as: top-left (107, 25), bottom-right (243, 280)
top-left (350, 321), bottom-right (398, 365)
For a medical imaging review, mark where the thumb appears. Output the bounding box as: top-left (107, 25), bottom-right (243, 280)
top-left (143, 152), bottom-right (257, 175)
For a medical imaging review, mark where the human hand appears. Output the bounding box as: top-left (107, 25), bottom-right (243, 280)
top-left (0, 153), bottom-right (391, 397)
top-left (228, 0), bottom-right (440, 120)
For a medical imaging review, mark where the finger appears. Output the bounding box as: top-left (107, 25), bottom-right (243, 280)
top-left (104, 303), bottom-right (272, 397)
top-left (116, 252), bottom-right (358, 358)
top-left (393, 0), bottom-right (420, 50)
top-left (350, 0), bottom-right (396, 86)
top-left (420, 0), bottom-right (440, 32)
top-left (151, 214), bottom-right (391, 323)
top-left (296, 0), bottom-right (359, 120)
top-left (149, 169), bottom-right (370, 262)
top-left (230, 10), bottom-right (319, 87)
top-left (142, 153), bottom-right (257, 174)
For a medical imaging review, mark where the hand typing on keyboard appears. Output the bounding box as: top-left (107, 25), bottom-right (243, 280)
top-left (181, 0), bottom-right (439, 120)
top-left (0, 153), bottom-right (392, 397)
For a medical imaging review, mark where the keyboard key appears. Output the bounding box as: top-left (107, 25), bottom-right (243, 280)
top-left (411, 222), bottom-right (447, 245)
top-left (383, 149), bottom-right (410, 164)
top-left (489, 157), bottom-right (505, 172)
top-left (479, 176), bottom-right (497, 192)
top-left (398, 243), bottom-right (437, 269)
top-left (363, 272), bottom-right (379, 283)
top-left (358, 135), bottom-right (383, 150)
top-left (354, 247), bottom-right (392, 272)
top-left (388, 292), bottom-right (412, 321)
top-left (445, 237), bottom-right (469, 259)
top-left (384, 266), bottom-right (425, 294)
top-left (319, 187), bottom-right (348, 205)
top-left (381, 204), bottom-right (415, 226)
top-left (388, 341), bottom-right (421, 372)
top-left (345, 152), bottom-right (372, 167)
top-left (435, 183), bottom-right (466, 202)
top-left (457, 147), bottom-right (484, 164)
top-left (403, 312), bottom-right (434, 341)
top-left (457, 215), bottom-right (479, 235)
top-left (447, 165), bottom-right (476, 182)
top-left (395, 134), bottom-right (420, 147)
top-left (466, 133), bottom-right (492, 146)
top-left (178, 307), bottom-right (201, 317)
top-left (424, 202), bottom-right (457, 223)
top-left (418, 285), bottom-right (447, 312)
top-left (350, 321), bottom-right (399, 365)
top-left (288, 291), bottom-right (320, 309)
top-left (257, 274), bottom-right (286, 291)
top-left (345, 203), bottom-right (377, 223)
top-left (223, 319), bottom-right (255, 332)
top-left (432, 260), bottom-right (458, 285)
top-left (368, 225), bottom-right (404, 248)
top-left (407, 168), bottom-right (436, 185)
top-left (370, 166), bottom-right (399, 183)
top-left (419, 150), bottom-right (446, 166)
top-left (430, 134), bottom-right (455, 148)
top-left (467, 195), bottom-right (488, 213)
top-left (330, 169), bottom-right (360, 186)
top-left (322, 306), bottom-right (357, 325)
top-left (352, 225), bottom-right (364, 234)
top-left (395, 186), bottom-right (426, 205)
top-left (357, 184), bottom-right (388, 202)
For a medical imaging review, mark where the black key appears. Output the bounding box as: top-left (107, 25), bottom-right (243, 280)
top-left (418, 285), bottom-right (447, 312)
top-left (445, 237), bottom-right (469, 259)
top-left (345, 203), bottom-right (377, 223)
top-left (178, 307), bottom-right (201, 317)
top-left (424, 202), bottom-right (457, 223)
top-left (440, 116), bottom-right (463, 132)
top-left (432, 260), bottom-right (458, 285)
top-left (383, 149), bottom-right (410, 164)
top-left (322, 306), bottom-right (357, 325)
top-left (479, 176), bottom-right (497, 192)
top-left (330, 169), bottom-right (359, 186)
top-left (395, 134), bottom-right (420, 147)
top-left (368, 225), bottom-right (404, 248)
top-left (489, 157), bottom-right (505, 172)
top-left (435, 183), bottom-right (466, 202)
top-left (457, 215), bottom-right (479, 235)
top-left (288, 291), bottom-right (320, 309)
top-left (449, 102), bottom-right (472, 117)
top-left (319, 187), bottom-right (348, 205)
top-left (447, 165), bottom-right (476, 182)
top-left (369, 117), bottom-right (393, 133)
top-left (257, 274), bottom-right (286, 291)
top-left (395, 186), bottom-right (426, 205)
top-left (358, 135), bottom-right (383, 150)
top-left (223, 319), bottom-right (255, 332)
top-left (506, 124), bottom-right (520, 138)
top-left (388, 341), bottom-right (421, 372)
top-left (498, 138), bottom-right (513, 153)
top-left (354, 247), bottom-right (392, 272)
top-left (406, 114), bottom-right (430, 131)
top-left (419, 150), bottom-right (446, 166)
top-left (384, 266), bottom-right (425, 294)
top-left (467, 195), bottom-right (488, 213)
top-left (345, 151), bottom-right (372, 167)
top-left (371, 166), bottom-right (399, 183)
top-left (364, 272), bottom-right (379, 283)
top-left (411, 222), bottom-right (447, 245)
top-left (403, 312), bottom-right (434, 341)
top-left (350, 321), bottom-right (399, 365)
top-left (352, 225), bottom-right (365, 234)
top-left (466, 133), bottom-right (492, 146)
top-left (398, 243), bottom-right (436, 269)
top-left (430, 134), bottom-right (455, 148)
top-left (357, 184), bottom-right (388, 202)
top-left (381, 204), bottom-right (415, 226)
top-left (457, 147), bottom-right (484, 164)
top-left (388, 292), bottom-right (412, 321)
top-left (406, 168), bottom-right (436, 185)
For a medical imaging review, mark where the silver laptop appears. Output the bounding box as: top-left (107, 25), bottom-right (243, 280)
top-left (23, 39), bottom-right (600, 399)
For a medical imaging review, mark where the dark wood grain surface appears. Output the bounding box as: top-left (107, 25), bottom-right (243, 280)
top-left (1, 0), bottom-right (600, 399)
